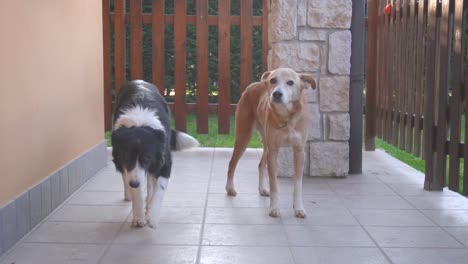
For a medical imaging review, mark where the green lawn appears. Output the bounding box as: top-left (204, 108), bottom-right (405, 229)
top-left (105, 114), bottom-right (262, 148)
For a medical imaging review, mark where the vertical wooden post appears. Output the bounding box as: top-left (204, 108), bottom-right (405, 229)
top-left (114, 0), bottom-right (126, 98)
top-left (218, 0), bottom-right (231, 134)
top-left (423, 0), bottom-right (440, 190)
top-left (450, 0), bottom-right (465, 192)
top-left (152, 0), bottom-right (165, 95)
top-left (240, 0), bottom-right (253, 94)
top-left (102, 0), bottom-right (111, 131)
top-left (130, 0), bottom-right (143, 80)
top-left (196, 0), bottom-right (209, 134)
top-left (174, 0), bottom-right (187, 132)
top-left (365, 0), bottom-right (378, 150)
top-left (261, 0), bottom-right (270, 73)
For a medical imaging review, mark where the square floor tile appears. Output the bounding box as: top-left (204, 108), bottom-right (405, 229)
top-left (446, 227), bottom-right (468, 247)
top-left (422, 210), bottom-right (468, 226)
top-left (202, 224), bottom-right (288, 246)
top-left (405, 196), bottom-right (468, 210)
top-left (342, 196), bottom-right (414, 209)
top-left (163, 193), bottom-right (207, 207)
top-left (281, 207), bottom-right (359, 226)
top-left (291, 247), bottom-right (390, 264)
top-left (159, 207), bottom-right (204, 224)
top-left (205, 208), bottom-right (281, 225)
top-left (329, 183), bottom-right (396, 196)
top-left (100, 245), bottom-right (197, 264)
top-left (284, 225), bottom-right (375, 247)
top-left (200, 246), bottom-right (294, 264)
top-left (49, 205), bottom-right (131, 222)
top-left (25, 222), bottom-right (121, 244)
top-left (114, 223), bottom-right (201, 245)
top-left (366, 226), bottom-right (463, 248)
top-left (384, 248), bottom-right (468, 264)
top-left (350, 209), bottom-right (435, 226)
top-left (0, 243), bottom-right (106, 264)
top-left (67, 191), bottom-right (129, 206)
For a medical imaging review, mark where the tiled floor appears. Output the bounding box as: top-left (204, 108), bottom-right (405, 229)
top-left (2, 148), bottom-right (468, 264)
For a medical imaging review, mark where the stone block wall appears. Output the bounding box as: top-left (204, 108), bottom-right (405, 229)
top-left (270, 0), bottom-right (351, 177)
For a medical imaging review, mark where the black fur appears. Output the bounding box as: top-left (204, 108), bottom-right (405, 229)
top-left (111, 80), bottom-right (172, 179)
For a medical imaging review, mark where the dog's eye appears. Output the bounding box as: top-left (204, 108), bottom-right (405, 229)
top-left (287, 80), bottom-right (294, 86)
top-left (270, 78), bottom-right (277, 84)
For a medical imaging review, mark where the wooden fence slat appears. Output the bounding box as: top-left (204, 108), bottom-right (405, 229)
top-left (423, 0), bottom-right (440, 190)
top-left (452, 0), bottom-right (466, 192)
top-left (376, 0), bottom-right (384, 139)
top-left (261, 0), bottom-right (269, 73)
top-left (130, 0), bottom-right (143, 80)
top-left (464, 79), bottom-right (468, 195)
top-left (218, 0), bottom-right (231, 134)
top-left (405, 0), bottom-right (416, 153)
top-left (399, 0), bottom-right (408, 150)
top-left (114, 0), bottom-right (126, 97)
top-left (413, 0), bottom-right (426, 157)
top-left (103, 0), bottom-right (111, 130)
top-left (174, 0), bottom-right (187, 132)
top-left (196, 0), bottom-right (209, 134)
top-left (384, 6), bottom-right (393, 142)
top-left (152, 0), bottom-right (165, 95)
top-left (365, 0), bottom-right (378, 150)
top-left (392, 0), bottom-right (401, 146)
top-left (240, 0), bottom-right (253, 94)
top-left (434, 0), bottom-right (451, 189)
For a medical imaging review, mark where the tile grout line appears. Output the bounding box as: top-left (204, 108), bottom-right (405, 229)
top-left (325, 180), bottom-right (396, 264)
top-left (96, 209), bottom-right (133, 264)
top-left (195, 148), bottom-right (216, 264)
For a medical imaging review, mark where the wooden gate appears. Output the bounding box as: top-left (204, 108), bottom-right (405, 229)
top-left (102, 0), bottom-right (269, 133)
top-left (366, 0), bottom-right (467, 194)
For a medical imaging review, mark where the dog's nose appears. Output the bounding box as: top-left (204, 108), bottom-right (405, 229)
top-left (272, 91), bottom-right (283, 100)
top-left (129, 180), bottom-right (140, 188)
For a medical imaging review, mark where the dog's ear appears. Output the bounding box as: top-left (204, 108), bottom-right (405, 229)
top-left (261, 71), bottom-right (272, 82)
top-left (300, 74), bottom-right (317, 90)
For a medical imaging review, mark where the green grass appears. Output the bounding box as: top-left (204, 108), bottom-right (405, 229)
top-left (105, 114), bottom-right (262, 148)
top-left (375, 138), bottom-right (426, 173)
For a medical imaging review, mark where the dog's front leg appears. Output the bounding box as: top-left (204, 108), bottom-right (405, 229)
top-left (266, 148), bottom-right (280, 217)
top-left (130, 184), bottom-right (146, 227)
top-left (145, 176), bottom-right (168, 228)
top-left (122, 174), bottom-right (131, 201)
top-left (293, 146), bottom-right (307, 218)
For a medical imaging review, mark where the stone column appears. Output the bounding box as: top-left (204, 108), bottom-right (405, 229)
top-left (269, 0), bottom-right (351, 177)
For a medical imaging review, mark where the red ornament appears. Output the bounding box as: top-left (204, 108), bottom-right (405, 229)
top-left (383, 4), bottom-right (392, 15)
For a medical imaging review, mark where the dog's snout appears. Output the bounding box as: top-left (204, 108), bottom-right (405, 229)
top-left (272, 91), bottom-right (283, 100)
top-left (129, 180), bottom-right (140, 188)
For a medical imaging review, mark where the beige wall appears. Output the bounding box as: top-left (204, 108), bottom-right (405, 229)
top-left (0, 0), bottom-right (104, 205)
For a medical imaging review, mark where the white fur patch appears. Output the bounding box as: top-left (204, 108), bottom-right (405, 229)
top-left (114, 106), bottom-right (164, 131)
top-left (175, 132), bottom-right (200, 150)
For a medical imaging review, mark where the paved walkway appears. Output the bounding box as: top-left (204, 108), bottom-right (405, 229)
top-left (1, 148), bottom-right (468, 264)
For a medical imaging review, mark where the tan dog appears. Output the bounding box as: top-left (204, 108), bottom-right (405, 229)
top-left (226, 67), bottom-right (316, 218)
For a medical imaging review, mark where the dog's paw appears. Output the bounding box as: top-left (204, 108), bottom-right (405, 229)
top-left (124, 197), bottom-right (131, 202)
top-left (294, 208), bottom-right (307, 218)
top-left (259, 188), bottom-right (270, 197)
top-left (226, 184), bottom-right (237, 196)
top-left (132, 217), bottom-right (146, 227)
top-left (269, 207), bottom-right (281, 218)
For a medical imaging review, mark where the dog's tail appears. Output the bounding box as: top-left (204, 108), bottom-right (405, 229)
top-left (170, 129), bottom-right (200, 150)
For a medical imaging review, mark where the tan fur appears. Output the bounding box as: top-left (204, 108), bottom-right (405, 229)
top-left (226, 68), bottom-right (317, 218)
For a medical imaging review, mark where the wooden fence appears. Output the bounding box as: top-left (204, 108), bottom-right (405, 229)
top-left (102, 0), bottom-right (269, 133)
top-left (366, 0), bottom-right (467, 194)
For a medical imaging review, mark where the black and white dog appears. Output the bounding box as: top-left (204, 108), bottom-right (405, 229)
top-left (111, 80), bottom-right (199, 228)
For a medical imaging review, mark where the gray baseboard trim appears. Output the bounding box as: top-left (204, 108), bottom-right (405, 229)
top-left (0, 140), bottom-right (107, 256)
